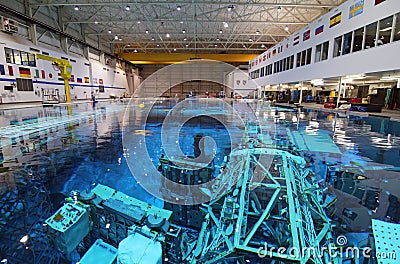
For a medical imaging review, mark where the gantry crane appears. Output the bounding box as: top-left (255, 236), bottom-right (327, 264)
top-left (36, 54), bottom-right (73, 103)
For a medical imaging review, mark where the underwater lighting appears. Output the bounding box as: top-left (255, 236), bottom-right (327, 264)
top-left (20, 235), bottom-right (29, 244)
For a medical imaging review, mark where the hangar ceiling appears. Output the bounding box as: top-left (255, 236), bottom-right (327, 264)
top-left (22, 0), bottom-right (346, 56)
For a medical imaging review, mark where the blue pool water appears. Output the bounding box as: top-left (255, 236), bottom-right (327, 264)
top-left (0, 100), bottom-right (399, 232)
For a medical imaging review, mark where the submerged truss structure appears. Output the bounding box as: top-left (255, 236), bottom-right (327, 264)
top-left (187, 147), bottom-right (342, 264)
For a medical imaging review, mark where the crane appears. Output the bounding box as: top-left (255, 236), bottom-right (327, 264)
top-left (36, 54), bottom-right (73, 103)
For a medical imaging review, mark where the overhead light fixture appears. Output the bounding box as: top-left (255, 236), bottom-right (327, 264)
top-left (261, 44), bottom-right (265, 48)
top-left (137, 21), bottom-right (141, 24)
top-left (74, 5), bottom-right (79, 11)
top-left (173, 48), bottom-right (177, 51)
top-left (311, 79), bottom-right (324, 86)
top-left (127, 44), bottom-right (131, 47)
top-left (249, 38), bottom-right (253, 42)
top-left (182, 29), bottom-right (186, 34)
top-left (180, 20), bottom-right (184, 24)
top-left (184, 37), bottom-right (187, 41)
top-left (177, 5), bottom-right (181, 11)
top-left (228, 5), bottom-right (234, 11)
top-left (114, 35), bottom-right (119, 40)
top-left (185, 44), bottom-right (188, 47)
top-left (215, 44), bottom-right (217, 47)
top-left (219, 29), bottom-right (223, 34)
top-left (166, 33), bottom-right (170, 38)
top-left (125, 5), bottom-right (130, 11)
top-left (145, 29), bottom-right (149, 34)
top-left (284, 25), bottom-right (289, 31)
top-left (256, 30), bottom-right (260, 34)
top-left (223, 22), bottom-right (228, 28)
top-left (277, 6), bottom-right (282, 12)
top-left (217, 38), bottom-right (220, 41)
top-left (95, 21), bottom-right (99, 24)
top-left (243, 44), bottom-right (246, 48)
top-left (151, 37), bottom-right (155, 41)
top-left (108, 29), bottom-right (112, 34)
top-left (134, 49), bottom-right (137, 53)
top-left (156, 43), bottom-right (160, 47)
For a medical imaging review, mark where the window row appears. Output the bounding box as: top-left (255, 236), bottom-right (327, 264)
top-left (250, 69), bottom-right (260, 79)
top-left (274, 55), bottom-right (295, 74)
top-left (5, 48), bottom-right (36, 67)
top-left (259, 64), bottom-right (273, 78)
top-left (296, 48), bottom-right (312, 68)
top-left (334, 12), bottom-right (400, 57)
top-left (315, 41), bottom-right (329, 63)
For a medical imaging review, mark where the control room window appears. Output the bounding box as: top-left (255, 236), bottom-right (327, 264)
top-left (365, 22), bottom-right (378, 49)
top-left (353, 27), bottom-right (364, 52)
top-left (16, 78), bottom-right (34, 91)
top-left (290, 55), bottom-right (294, 69)
top-left (306, 48), bottom-right (312, 65)
top-left (301, 50), bottom-right (306, 66)
top-left (333, 36), bottom-right (342, 57)
top-left (321, 41), bottom-right (329, 60)
top-left (378, 16), bottom-right (394, 46)
top-left (285, 57), bottom-right (290, 70)
top-left (296, 52), bottom-right (301, 67)
top-left (394, 13), bottom-right (400, 42)
top-left (342, 32), bottom-right (353, 55)
top-left (315, 44), bottom-right (322, 62)
top-left (21, 51), bottom-right (30, 66)
top-left (5, 48), bottom-right (14, 64)
top-left (13, 50), bottom-right (22, 64)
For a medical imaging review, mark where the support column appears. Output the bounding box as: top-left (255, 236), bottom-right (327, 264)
top-left (99, 52), bottom-right (105, 65)
top-left (29, 24), bottom-right (38, 46)
top-left (336, 77), bottom-right (342, 109)
top-left (60, 37), bottom-right (68, 54)
top-left (83, 46), bottom-right (90, 60)
top-left (299, 81), bottom-right (303, 104)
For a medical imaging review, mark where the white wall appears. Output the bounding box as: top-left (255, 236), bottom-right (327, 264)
top-left (250, 0), bottom-right (400, 86)
top-left (0, 31), bottom-right (140, 103)
top-left (225, 69), bottom-right (257, 97)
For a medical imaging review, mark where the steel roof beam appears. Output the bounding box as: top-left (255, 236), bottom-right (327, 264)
top-left (29, 1), bottom-right (339, 9)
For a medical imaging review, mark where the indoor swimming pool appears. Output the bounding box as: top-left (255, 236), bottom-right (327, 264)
top-left (0, 99), bottom-right (399, 263)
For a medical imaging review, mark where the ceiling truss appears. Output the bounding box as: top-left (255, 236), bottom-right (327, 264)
top-left (26, 0), bottom-right (346, 55)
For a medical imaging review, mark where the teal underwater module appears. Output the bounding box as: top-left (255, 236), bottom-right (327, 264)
top-left (0, 99), bottom-right (399, 263)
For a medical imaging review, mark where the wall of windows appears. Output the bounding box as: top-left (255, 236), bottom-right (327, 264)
top-left (296, 48), bottom-right (312, 67)
top-left (334, 12), bottom-right (400, 58)
top-left (273, 55), bottom-right (295, 74)
top-left (315, 41), bottom-right (329, 63)
top-left (5, 48), bottom-right (36, 67)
